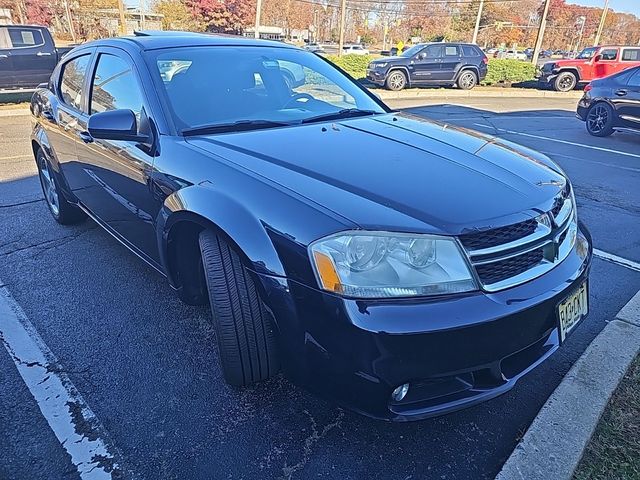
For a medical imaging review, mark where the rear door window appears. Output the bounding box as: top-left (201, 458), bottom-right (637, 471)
top-left (59, 54), bottom-right (92, 111)
top-left (7, 27), bottom-right (44, 48)
top-left (444, 46), bottom-right (459, 57)
top-left (622, 49), bottom-right (640, 62)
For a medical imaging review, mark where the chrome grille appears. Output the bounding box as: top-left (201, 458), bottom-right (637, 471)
top-left (460, 185), bottom-right (576, 292)
top-left (475, 248), bottom-right (544, 285)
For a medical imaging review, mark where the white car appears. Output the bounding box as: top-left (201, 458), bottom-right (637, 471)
top-left (503, 49), bottom-right (528, 61)
top-left (342, 45), bottom-right (370, 55)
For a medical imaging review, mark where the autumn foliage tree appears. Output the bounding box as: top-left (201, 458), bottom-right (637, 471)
top-left (187, 0), bottom-right (253, 34)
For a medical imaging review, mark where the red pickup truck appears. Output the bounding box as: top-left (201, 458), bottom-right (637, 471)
top-left (538, 45), bottom-right (640, 92)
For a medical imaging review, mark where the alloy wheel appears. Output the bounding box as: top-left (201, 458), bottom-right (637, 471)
top-left (587, 104), bottom-right (609, 135)
top-left (38, 156), bottom-right (60, 217)
top-left (557, 74), bottom-right (575, 92)
top-left (388, 72), bottom-right (405, 90)
top-left (459, 72), bottom-right (476, 89)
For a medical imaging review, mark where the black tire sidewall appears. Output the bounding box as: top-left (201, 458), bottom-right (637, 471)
top-left (199, 230), bottom-right (279, 386)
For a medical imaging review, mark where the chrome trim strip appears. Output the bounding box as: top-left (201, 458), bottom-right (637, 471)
top-left (553, 196), bottom-right (572, 228)
top-left (472, 239), bottom-right (551, 266)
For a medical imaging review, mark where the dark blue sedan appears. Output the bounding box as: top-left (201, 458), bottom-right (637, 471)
top-left (30, 31), bottom-right (592, 421)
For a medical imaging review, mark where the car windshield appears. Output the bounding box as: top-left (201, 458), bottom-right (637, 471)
top-left (401, 44), bottom-right (424, 57)
top-left (577, 47), bottom-right (597, 59)
top-left (147, 46), bottom-right (386, 133)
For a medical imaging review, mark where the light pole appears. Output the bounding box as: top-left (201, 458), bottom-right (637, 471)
top-left (594, 0), bottom-right (610, 46)
top-left (337, 0), bottom-right (346, 56)
top-left (575, 16), bottom-right (586, 53)
top-left (472, 0), bottom-right (485, 45)
top-left (532, 0), bottom-right (551, 65)
top-left (254, 0), bottom-right (262, 39)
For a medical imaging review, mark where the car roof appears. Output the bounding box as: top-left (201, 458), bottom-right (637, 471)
top-left (79, 30), bottom-right (296, 52)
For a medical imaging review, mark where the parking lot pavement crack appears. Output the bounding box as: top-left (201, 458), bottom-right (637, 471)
top-left (0, 198), bottom-right (44, 209)
top-left (280, 409), bottom-right (344, 480)
top-left (0, 227), bottom-right (96, 258)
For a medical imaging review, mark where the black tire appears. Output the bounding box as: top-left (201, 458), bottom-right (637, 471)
top-left (457, 70), bottom-right (478, 90)
top-left (553, 72), bottom-right (577, 92)
top-left (35, 149), bottom-right (86, 225)
top-left (385, 70), bottom-right (407, 91)
top-left (199, 230), bottom-right (279, 386)
top-left (585, 102), bottom-right (615, 137)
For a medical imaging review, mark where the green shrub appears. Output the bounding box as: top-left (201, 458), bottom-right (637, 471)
top-left (482, 59), bottom-right (536, 85)
top-left (325, 54), bottom-right (376, 79)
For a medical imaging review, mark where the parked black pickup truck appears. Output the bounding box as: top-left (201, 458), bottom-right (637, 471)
top-left (0, 25), bottom-right (74, 90)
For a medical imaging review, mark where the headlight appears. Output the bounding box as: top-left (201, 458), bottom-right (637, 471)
top-left (372, 62), bottom-right (387, 69)
top-left (309, 231), bottom-right (477, 298)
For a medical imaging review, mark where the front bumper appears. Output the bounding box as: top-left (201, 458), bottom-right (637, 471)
top-left (366, 69), bottom-right (387, 85)
top-left (576, 96), bottom-right (592, 121)
top-left (255, 224), bottom-right (592, 421)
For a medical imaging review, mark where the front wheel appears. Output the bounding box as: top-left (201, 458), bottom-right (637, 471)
top-left (554, 72), bottom-right (577, 92)
top-left (585, 102), bottom-right (615, 137)
top-left (385, 70), bottom-right (407, 91)
top-left (36, 149), bottom-right (86, 225)
top-left (199, 230), bottom-right (279, 386)
top-left (457, 71), bottom-right (477, 90)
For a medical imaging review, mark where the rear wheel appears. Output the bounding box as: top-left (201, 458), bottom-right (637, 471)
top-left (457, 70), bottom-right (477, 90)
top-left (385, 70), bottom-right (407, 91)
top-left (199, 230), bottom-right (279, 386)
top-left (36, 149), bottom-right (86, 225)
top-left (585, 102), bottom-right (615, 137)
top-left (553, 72), bottom-right (577, 92)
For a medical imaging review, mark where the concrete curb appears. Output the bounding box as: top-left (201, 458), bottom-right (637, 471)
top-left (496, 291), bottom-right (640, 480)
top-left (374, 88), bottom-right (584, 100)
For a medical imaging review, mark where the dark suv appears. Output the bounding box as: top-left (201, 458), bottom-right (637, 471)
top-left (367, 43), bottom-right (488, 91)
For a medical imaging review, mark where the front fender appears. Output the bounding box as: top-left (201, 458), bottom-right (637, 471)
top-left (157, 182), bottom-right (287, 280)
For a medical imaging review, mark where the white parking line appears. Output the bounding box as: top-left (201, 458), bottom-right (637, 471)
top-left (0, 284), bottom-right (128, 479)
top-left (594, 249), bottom-right (640, 273)
top-left (539, 152), bottom-right (640, 174)
top-left (473, 123), bottom-right (640, 159)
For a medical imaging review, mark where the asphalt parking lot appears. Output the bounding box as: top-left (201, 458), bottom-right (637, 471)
top-left (1, 96), bottom-right (639, 480)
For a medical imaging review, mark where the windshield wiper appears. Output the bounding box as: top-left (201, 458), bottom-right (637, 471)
top-left (300, 108), bottom-right (380, 125)
top-left (182, 119), bottom-right (290, 136)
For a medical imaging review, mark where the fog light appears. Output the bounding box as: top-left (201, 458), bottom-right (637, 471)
top-left (392, 383), bottom-right (410, 402)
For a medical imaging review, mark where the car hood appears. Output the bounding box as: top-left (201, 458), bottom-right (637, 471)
top-left (186, 113), bottom-right (567, 235)
top-left (552, 59), bottom-right (589, 67)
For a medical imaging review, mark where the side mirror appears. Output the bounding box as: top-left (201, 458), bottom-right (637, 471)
top-left (593, 54), bottom-right (602, 63)
top-left (88, 109), bottom-right (150, 143)
top-left (418, 52), bottom-right (427, 60)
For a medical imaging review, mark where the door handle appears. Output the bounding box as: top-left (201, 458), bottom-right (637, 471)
top-left (36, 52), bottom-right (52, 57)
top-left (616, 89), bottom-right (628, 97)
top-left (0, 54), bottom-right (8, 59)
top-left (78, 131), bottom-right (94, 144)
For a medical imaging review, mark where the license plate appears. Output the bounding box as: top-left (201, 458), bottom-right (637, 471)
top-left (557, 281), bottom-right (588, 342)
